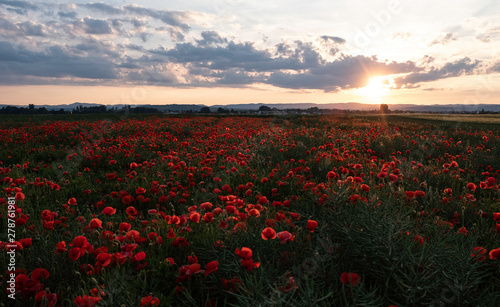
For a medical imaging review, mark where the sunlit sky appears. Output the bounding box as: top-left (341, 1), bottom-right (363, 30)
top-left (0, 0), bottom-right (499, 106)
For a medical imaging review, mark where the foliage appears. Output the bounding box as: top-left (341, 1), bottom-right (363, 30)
top-left (0, 114), bottom-right (499, 306)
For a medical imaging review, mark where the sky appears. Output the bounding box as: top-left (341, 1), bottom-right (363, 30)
top-left (0, 0), bottom-right (499, 106)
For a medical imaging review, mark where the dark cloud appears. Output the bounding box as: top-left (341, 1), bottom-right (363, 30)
top-left (124, 67), bottom-right (178, 84)
top-left (267, 55), bottom-right (420, 91)
top-left (81, 3), bottom-right (123, 15)
top-left (394, 57), bottom-right (480, 88)
top-left (0, 0), bottom-right (38, 14)
top-left (429, 32), bottom-right (457, 46)
top-left (130, 17), bottom-right (145, 28)
top-left (476, 27), bottom-right (500, 43)
top-left (0, 41), bottom-right (118, 82)
top-left (83, 17), bottom-right (112, 35)
top-left (149, 37), bottom-right (420, 91)
top-left (58, 11), bottom-right (77, 19)
top-left (18, 21), bottom-right (44, 36)
top-left (320, 35), bottom-right (346, 44)
top-left (197, 31), bottom-right (227, 46)
top-left (487, 60), bottom-right (500, 73)
top-left (0, 17), bottom-right (46, 37)
top-left (0, 3), bottom-right (490, 92)
top-left (160, 39), bottom-right (325, 73)
top-left (123, 5), bottom-right (190, 31)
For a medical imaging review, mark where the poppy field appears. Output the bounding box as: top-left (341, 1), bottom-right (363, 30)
top-left (1, 114), bottom-right (500, 306)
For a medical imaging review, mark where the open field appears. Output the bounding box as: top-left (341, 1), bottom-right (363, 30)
top-left (1, 114), bottom-right (500, 306)
top-left (385, 113), bottom-right (500, 124)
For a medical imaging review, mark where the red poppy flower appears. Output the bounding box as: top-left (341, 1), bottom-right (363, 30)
top-left (258, 196), bottom-right (269, 204)
top-left (119, 222), bottom-right (131, 232)
top-left (389, 174), bottom-right (398, 182)
top-left (466, 182), bottom-right (477, 192)
top-left (414, 235), bottom-right (424, 246)
top-left (126, 206), bottom-right (137, 216)
top-left (15, 192), bottom-right (25, 201)
top-left (89, 218), bottom-right (102, 230)
top-left (74, 295), bottom-right (101, 307)
top-left (306, 220), bottom-right (318, 232)
top-left (165, 257), bottom-right (175, 265)
top-left (69, 247), bottom-right (82, 261)
top-left (55, 241), bottom-right (67, 253)
top-left (240, 258), bottom-right (260, 271)
top-left (471, 247), bottom-right (487, 262)
top-left (68, 198), bottom-right (77, 205)
top-left (235, 247), bottom-right (253, 260)
top-left (493, 213), bottom-right (500, 222)
top-left (31, 268), bottom-right (49, 281)
top-left (189, 211), bottom-right (201, 223)
top-left (140, 295), bottom-right (160, 307)
top-left (176, 263), bottom-right (204, 282)
top-left (71, 236), bottom-right (86, 247)
top-left (489, 248), bottom-right (500, 260)
top-left (261, 227), bottom-right (277, 240)
top-left (35, 290), bottom-right (59, 306)
top-left (101, 207), bottom-right (116, 216)
top-left (340, 272), bottom-right (362, 287)
top-left (277, 231), bottom-right (295, 244)
top-left (458, 227), bottom-right (468, 236)
top-left (19, 238), bottom-right (32, 248)
top-left (122, 195), bottom-right (135, 205)
top-left (377, 172), bottom-right (388, 178)
top-left (204, 261), bottom-right (218, 277)
top-left (134, 251), bottom-right (146, 262)
top-left (96, 253), bottom-right (112, 267)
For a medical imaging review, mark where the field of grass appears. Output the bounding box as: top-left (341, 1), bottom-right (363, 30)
top-left (1, 114), bottom-right (499, 306)
top-left (385, 113), bottom-right (500, 124)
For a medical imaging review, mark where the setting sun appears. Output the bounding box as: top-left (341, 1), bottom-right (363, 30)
top-left (356, 76), bottom-right (391, 101)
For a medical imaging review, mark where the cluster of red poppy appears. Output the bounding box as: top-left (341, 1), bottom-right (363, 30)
top-left (0, 115), bottom-right (498, 305)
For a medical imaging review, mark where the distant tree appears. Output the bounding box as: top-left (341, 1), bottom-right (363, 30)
top-left (37, 107), bottom-right (48, 114)
top-left (259, 105), bottom-right (272, 112)
top-left (29, 104), bottom-right (35, 110)
top-left (199, 107), bottom-right (211, 114)
top-left (217, 107), bottom-right (229, 114)
top-left (380, 104), bottom-right (389, 114)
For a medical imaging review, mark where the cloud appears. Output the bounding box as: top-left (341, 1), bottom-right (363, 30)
top-left (83, 17), bottom-right (112, 35)
top-left (487, 60), bottom-right (500, 73)
top-left (320, 35), bottom-right (346, 44)
top-left (0, 41), bottom-right (118, 83)
top-left (18, 21), bottom-right (45, 36)
top-left (196, 31), bottom-right (227, 46)
top-left (0, 0), bottom-right (38, 14)
top-left (0, 3), bottom-right (491, 93)
top-left (81, 3), bottom-right (123, 15)
top-left (0, 17), bottom-right (46, 37)
top-left (392, 32), bottom-right (411, 40)
top-left (58, 11), bottom-right (77, 19)
top-left (429, 32), bottom-right (457, 46)
top-left (394, 57), bottom-right (480, 88)
top-left (123, 5), bottom-right (191, 31)
top-left (148, 36), bottom-right (420, 91)
top-left (267, 55), bottom-right (420, 91)
top-left (158, 39), bottom-right (327, 73)
top-left (476, 27), bottom-right (500, 43)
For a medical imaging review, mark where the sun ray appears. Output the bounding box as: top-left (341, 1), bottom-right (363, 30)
top-left (356, 76), bottom-right (391, 102)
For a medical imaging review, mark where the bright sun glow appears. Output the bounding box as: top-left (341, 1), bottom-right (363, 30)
top-left (356, 76), bottom-right (392, 101)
